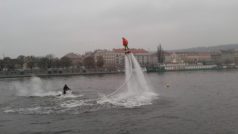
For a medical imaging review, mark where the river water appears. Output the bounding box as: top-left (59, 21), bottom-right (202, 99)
top-left (0, 71), bottom-right (238, 134)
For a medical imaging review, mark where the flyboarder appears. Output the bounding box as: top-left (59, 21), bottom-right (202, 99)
top-left (122, 37), bottom-right (130, 54)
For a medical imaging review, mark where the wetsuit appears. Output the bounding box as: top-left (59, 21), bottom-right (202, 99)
top-left (63, 84), bottom-right (70, 94)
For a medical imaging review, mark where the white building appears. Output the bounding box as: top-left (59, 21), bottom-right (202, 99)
top-left (94, 49), bottom-right (124, 68)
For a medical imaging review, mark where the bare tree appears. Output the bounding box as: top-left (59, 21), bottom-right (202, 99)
top-left (96, 56), bottom-right (104, 68)
top-left (60, 57), bottom-right (72, 68)
top-left (83, 56), bottom-right (95, 69)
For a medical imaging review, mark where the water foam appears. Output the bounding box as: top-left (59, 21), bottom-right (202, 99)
top-left (98, 53), bottom-right (158, 108)
top-left (12, 77), bottom-right (59, 97)
top-left (60, 99), bottom-right (93, 108)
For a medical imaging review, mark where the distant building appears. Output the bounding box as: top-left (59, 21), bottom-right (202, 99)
top-left (177, 52), bottom-right (212, 64)
top-left (63, 53), bottom-right (82, 65)
top-left (234, 50), bottom-right (238, 65)
top-left (148, 52), bottom-right (158, 67)
top-left (113, 48), bottom-right (149, 54)
top-left (113, 48), bottom-right (158, 67)
top-left (81, 48), bottom-right (159, 69)
top-left (164, 52), bottom-right (184, 64)
top-left (94, 49), bottom-right (124, 69)
top-left (164, 52), bottom-right (173, 63)
top-left (211, 50), bottom-right (238, 65)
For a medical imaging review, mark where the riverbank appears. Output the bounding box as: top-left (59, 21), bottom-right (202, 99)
top-left (0, 71), bottom-right (123, 79)
top-left (1, 64), bottom-right (238, 79)
top-left (146, 64), bottom-right (238, 72)
top-left (1, 68), bottom-right (238, 79)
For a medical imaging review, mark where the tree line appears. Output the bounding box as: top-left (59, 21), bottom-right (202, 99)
top-left (0, 54), bottom-right (72, 71)
top-left (0, 54), bottom-right (105, 71)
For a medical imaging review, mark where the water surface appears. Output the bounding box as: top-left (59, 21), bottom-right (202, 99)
top-left (0, 71), bottom-right (238, 134)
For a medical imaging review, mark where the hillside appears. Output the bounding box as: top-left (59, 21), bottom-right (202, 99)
top-left (172, 44), bottom-right (238, 52)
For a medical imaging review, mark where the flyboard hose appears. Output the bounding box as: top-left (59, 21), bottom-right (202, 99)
top-left (58, 54), bottom-right (134, 102)
top-left (105, 54), bottom-right (133, 98)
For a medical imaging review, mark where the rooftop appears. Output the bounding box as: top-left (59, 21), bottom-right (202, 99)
top-left (113, 48), bottom-right (149, 54)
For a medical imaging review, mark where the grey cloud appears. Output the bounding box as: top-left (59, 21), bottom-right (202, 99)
top-left (0, 0), bottom-right (238, 57)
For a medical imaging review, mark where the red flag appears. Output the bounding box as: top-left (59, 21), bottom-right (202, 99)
top-left (122, 37), bottom-right (128, 47)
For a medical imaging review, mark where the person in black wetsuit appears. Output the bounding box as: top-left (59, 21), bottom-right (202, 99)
top-left (63, 84), bottom-right (71, 95)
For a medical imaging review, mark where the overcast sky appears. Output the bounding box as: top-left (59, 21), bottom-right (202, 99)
top-left (0, 0), bottom-right (238, 58)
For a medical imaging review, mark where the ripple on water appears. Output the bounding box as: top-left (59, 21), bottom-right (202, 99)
top-left (2, 93), bottom-right (158, 115)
